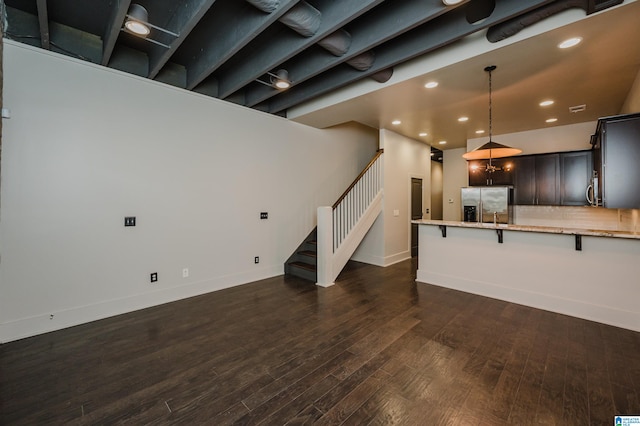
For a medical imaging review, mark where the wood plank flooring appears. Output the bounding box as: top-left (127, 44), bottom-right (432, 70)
top-left (1, 259), bottom-right (639, 425)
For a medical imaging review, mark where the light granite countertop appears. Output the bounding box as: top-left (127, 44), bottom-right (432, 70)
top-left (412, 219), bottom-right (640, 240)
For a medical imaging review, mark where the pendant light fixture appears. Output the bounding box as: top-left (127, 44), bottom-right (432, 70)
top-left (463, 65), bottom-right (521, 169)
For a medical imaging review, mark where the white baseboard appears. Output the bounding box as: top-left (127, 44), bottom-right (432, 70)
top-left (350, 250), bottom-right (410, 267)
top-left (417, 270), bottom-right (640, 333)
top-left (382, 251), bottom-right (411, 267)
top-left (0, 264), bottom-right (283, 343)
top-left (349, 252), bottom-right (385, 266)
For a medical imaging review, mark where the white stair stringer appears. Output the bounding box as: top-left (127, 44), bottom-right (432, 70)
top-left (316, 190), bottom-right (382, 287)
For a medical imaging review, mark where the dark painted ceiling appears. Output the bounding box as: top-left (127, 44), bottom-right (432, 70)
top-left (1, 0), bottom-right (623, 117)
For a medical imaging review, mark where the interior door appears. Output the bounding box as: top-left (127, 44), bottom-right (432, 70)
top-left (411, 178), bottom-right (423, 257)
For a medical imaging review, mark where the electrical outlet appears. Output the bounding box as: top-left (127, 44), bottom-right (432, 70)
top-left (125, 216), bottom-right (136, 226)
top-left (254, 256), bottom-right (259, 264)
top-left (260, 212), bottom-right (268, 219)
top-left (182, 268), bottom-right (189, 278)
top-left (150, 272), bottom-right (158, 282)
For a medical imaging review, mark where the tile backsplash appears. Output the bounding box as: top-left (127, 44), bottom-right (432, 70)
top-left (513, 205), bottom-right (640, 232)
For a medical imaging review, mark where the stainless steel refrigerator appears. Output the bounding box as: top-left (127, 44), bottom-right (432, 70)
top-left (461, 186), bottom-right (512, 224)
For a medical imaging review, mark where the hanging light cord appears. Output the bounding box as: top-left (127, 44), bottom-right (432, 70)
top-left (488, 68), bottom-right (492, 143)
top-left (485, 65), bottom-right (497, 170)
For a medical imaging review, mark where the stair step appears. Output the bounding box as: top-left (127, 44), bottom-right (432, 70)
top-left (289, 261), bottom-right (316, 272)
top-left (298, 250), bottom-right (317, 258)
top-left (307, 240), bottom-right (317, 245)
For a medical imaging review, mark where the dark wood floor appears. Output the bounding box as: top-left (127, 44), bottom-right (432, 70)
top-left (1, 259), bottom-right (639, 425)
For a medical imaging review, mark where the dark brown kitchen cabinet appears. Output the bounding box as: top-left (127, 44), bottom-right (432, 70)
top-left (471, 150), bottom-right (592, 206)
top-left (467, 158), bottom-right (514, 186)
top-left (513, 156), bottom-right (536, 204)
top-left (592, 112), bottom-right (640, 209)
top-left (560, 150), bottom-right (593, 206)
top-left (467, 160), bottom-right (486, 186)
top-left (535, 154), bottom-right (560, 205)
top-left (512, 154), bottom-right (559, 205)
top-left (512, 151), bottom-right (591, 206)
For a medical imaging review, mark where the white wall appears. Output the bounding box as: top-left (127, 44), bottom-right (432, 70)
top-left (352, 129), bottom-right (431, 266)
top-left (442, 148), bottom-right (467, 221)
top-left (466, 121), bottom-right (596, 155)
top-left (430, 161), bottom-right (443, 220)
top-left (621, 68), bottom-right (640, 114)
top-left (0, 42), bottom-right (378, 342)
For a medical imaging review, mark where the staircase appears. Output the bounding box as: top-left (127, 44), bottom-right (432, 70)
top-left (284, 228), bottom-right (318, 282)
top-left (285, 149), bottom-right (384, 285)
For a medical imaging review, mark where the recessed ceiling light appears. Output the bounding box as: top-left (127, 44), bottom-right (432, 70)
top-left (442, 0), bottom-right (463, 5)
top-left (475, 129), bottom-right (485, 134)
top-left (546, 118), bottom-right (558, 123)
top-left (458, 116), bottom-right (469, 122)
top-left (419, 132), bottom-right (428, 137)
top-left (392, 120), bottom-right (401, 125)
top-left (424, 81), bottom-right (439, 89)
top-left (430, 152), bottom-right (435, 156)
top-left (558, 37), bottom-right (582, 49)
top-left (438, 141), bottom-right (447, 145)
top-left (539, 100), bottom-right (554, 107)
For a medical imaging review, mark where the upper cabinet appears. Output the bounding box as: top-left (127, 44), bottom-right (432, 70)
top-left (592, 112), bottom-right (640, 209)
top-left (512, 154), bottom-right (561, 205)
top-left (535, 154), bottom-right (561, 205)
top-left (512, 156), bottom-right (536, 205)
top-left (470, 150), bottom-right (593, 206)
top-left (560, 150), bottom-right (593, 206)
top-left (468, 158), bottom-right (514, 186)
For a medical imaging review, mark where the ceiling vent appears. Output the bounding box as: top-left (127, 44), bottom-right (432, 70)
top-left (487, 0), bottom-right (623, 43)
top-left (588, 0), bottom-right (624, 14)
top-left (245, 0), bottom-right (280, 13)
top-left (569, 104), bottom-right (587, 113)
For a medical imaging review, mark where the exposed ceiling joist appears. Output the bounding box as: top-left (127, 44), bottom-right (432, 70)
top-left (185, 0), bottom-right (299, 91)
top-left (147, 0), bottom-right (217, 79)
top-left (215, 0), bottom-right (386, 99)
top-left (244, 0), bottom-right (455, 108)
top-left (35, 0), bottom-right (49, 49)
top-left (101, 0), bottom-right (131, 66)
top-left (2, 0), bottom-right (632, 130)
top-left (266, 0), bottom-right (557, 114)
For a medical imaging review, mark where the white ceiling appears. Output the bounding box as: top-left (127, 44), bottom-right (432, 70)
top-left (289, 0), bottom-right (640, 150)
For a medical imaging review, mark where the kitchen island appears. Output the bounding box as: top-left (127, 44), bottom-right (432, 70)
top-left (413, 219), bottom-right (640, 332)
